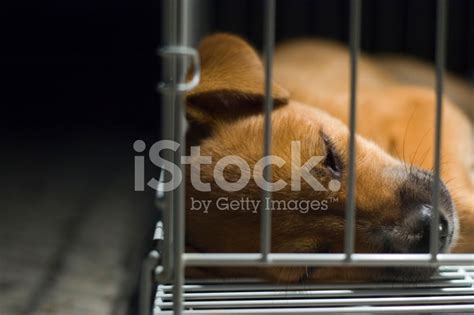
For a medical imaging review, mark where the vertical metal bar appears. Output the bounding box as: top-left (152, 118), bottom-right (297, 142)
top-left (430, 0), bottom-right (448, 259)
top-left (344, 0), bottom-right (362, 259)
top-left (139, 250), bottom-right (159, 315)
top-left (161, 0), bottom-right (177, 281)
top-left (172, 97), bottom-right (186, 315)
top-left (261, 0), bottom-right (276, 261)
top-left (173, 0), bottom-right (189, 314)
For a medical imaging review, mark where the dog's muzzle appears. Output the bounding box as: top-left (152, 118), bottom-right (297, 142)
top-left (385, 167), bottom-right (457, 254)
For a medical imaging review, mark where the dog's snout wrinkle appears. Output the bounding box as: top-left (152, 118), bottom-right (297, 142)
top-left (399, 168), bottom-right (454, 216)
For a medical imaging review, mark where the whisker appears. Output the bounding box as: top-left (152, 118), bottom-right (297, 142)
top-left (402, 108), bottom-right (417, 174)
top-left (411, 128), bottom-right (433, 167)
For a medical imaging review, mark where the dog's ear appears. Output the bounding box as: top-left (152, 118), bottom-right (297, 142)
top-left (186, 33), bottom-right (289, 125)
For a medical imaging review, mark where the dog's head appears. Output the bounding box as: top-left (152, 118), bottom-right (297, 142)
top-left (184, 34), bottom-right (458, 282)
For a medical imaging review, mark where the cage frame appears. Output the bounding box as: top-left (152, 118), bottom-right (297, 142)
top-left (146, 0), bottom-right (474, 314)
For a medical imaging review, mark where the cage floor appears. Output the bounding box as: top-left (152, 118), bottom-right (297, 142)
top-left (154, 266), bottom-right (474, 314)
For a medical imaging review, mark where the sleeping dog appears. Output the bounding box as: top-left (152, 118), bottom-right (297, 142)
top-left (182, 33), bottom-right (473, 282)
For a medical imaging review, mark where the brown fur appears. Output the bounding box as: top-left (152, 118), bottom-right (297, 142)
top-left (274, 39), bottom-right (473, 252)
top-left (184, 34), bottom-right (473, 282)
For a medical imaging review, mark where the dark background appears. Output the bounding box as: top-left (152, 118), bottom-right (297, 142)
top-left (2, 0), bottom-right (472, 138)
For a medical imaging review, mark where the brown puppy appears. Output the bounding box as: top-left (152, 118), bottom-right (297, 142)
top-left (184, 33), bottom-right (473, 282)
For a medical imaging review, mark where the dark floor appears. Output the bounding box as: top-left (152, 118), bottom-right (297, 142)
top-left (1, 130), bottom-right (156, 315)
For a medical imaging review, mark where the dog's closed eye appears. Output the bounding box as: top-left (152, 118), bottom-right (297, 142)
top-left (322, 133), bottom-right (342, 177)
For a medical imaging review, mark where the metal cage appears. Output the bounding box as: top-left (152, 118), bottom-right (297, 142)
top-left (145, 0), bottom-right (474, 314)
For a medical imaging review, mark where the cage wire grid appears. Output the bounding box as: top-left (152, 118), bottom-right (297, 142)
top-left (153, 266), bottom-right (474, 314)
top-left (146, 0), bottom-right (474, 314)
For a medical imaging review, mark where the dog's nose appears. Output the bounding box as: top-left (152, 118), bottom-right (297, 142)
top-left (390, 167), bottom-right (456, 254)
top-left (406, 204), bottom-right (450, 253)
